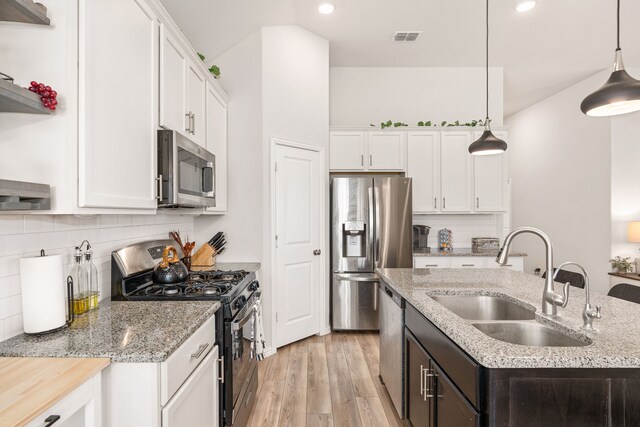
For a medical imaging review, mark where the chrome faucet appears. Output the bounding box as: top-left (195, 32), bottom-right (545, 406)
top-left (496, 227), bottom-right (569, 316)
top-left (554, 262), bottom-right (602, 330)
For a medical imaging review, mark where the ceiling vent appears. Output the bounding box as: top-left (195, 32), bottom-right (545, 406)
top-left (392, 31), bottom-right (422, 42)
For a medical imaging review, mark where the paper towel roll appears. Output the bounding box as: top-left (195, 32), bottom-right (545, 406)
top-left (20, 253), bottom-right (67, 334)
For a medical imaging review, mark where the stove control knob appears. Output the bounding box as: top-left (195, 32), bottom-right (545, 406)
top-left (249, 281), bottom-right (260, 291)
top-left (235, 296), bottom-right (247, 309)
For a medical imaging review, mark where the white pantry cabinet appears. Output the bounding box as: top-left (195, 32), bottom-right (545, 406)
top-left (367, 132), bottom-right (405, 171)
top-left (407, 132), bottom-right (440, 213)
top-left (329, 132), bottom-right (366, 170)
top-left (440, 131), bottom-right (473, 212)
top-left (473, 131), bottom-right (507, 212)
top-left (204, 82), bottom-right (228, 214)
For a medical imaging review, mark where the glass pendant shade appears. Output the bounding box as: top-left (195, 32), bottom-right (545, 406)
top-left (581, 50), bottom-right (640, 116)
top-left (468, 127), bottom-right (508, 155)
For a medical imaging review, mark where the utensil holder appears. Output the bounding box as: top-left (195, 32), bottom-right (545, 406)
top-left (191, 243), bottom-right (217, 271)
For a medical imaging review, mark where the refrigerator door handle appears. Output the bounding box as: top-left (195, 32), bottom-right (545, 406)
top-left (374, 186), bottom-right (381, 264)
top-left (368, 185), bottom-right (375, 265)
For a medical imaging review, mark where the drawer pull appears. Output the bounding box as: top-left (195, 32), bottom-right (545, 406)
top-left (461, 264), bottom-right (475, 267)
top-left (191, 343), bottom-right (209, 359)
top-left (218, 356), bottom-right (225, 383)
top-left (500, 264), bottom-right (513, 267)
top-left (44, 415), bottom-right (61, 426)
top-left (425, 264), bottom-right (438, 267)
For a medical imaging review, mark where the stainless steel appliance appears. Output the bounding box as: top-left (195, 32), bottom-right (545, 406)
top-left (157, 130), bottom-right (216, 209)
top-left (413, 225), bottom-right (430, 252)
top-left (331, 176), bottom-right (412, 330)
top-left (379, 281), bottom-right (405, 418)
top-left (111, 240), bottom-right (260, 427)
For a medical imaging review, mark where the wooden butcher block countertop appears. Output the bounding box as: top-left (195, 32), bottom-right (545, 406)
top-left (0, 357), bottom-right (110, 426)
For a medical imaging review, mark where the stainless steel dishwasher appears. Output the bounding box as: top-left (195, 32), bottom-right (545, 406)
top-left (379, 281), bottom-right (405, 419)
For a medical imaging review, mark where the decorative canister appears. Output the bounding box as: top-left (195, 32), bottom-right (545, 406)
top-left (472, 237), bottom-right (500, 253)
top-left (438, 228), bottom-right (453, 250)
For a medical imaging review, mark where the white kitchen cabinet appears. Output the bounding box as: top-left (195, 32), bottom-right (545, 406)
top-left (204, 82), bottom-right (228, 214)
top-left (159, 24), bottom-right (187, 135)
top-left (473, 131), bottom-right (507, 212)
top-left (407, 132), bottom-right (440, 213)
top-left (78, 0), bottom-right (158, 209)
top-left (104, 315), bottom-right (217, 427)
top-left (186, 61), bottom-right (206, 147)
top-left (368, 132), bottom-right (405, 171)
top-left (330, 132), bottom-right (366, 170)
top-left (413, 257), bottom-right (451, 268)
top-left (26, 373), bottom-right (102, 427)
top-left (440, 132), bottom-right (473, 212)
top-left (162, 346), bottom-right (218, 427)
top-left (450, 257), bottom-right (487, 268)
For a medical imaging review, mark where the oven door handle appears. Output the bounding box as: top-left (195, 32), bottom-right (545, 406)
top-left (231, 293), bottom-right (261, 331)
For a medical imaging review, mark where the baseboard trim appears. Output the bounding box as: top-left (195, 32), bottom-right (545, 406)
top-left (262, 346), bottom-right (276, 358)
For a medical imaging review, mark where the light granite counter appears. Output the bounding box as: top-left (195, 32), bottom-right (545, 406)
top-left (214, 262), bottom-right (261, 272)
top-left (377, 268), bottom-right (640, 369)
top-left (413, 248), bottom-right (527, 257)
top-left (0, 300), bottom-right (220, 363)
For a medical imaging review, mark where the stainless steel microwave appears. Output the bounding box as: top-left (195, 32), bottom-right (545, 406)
top-left (157, 130), bottom-right (215, 208)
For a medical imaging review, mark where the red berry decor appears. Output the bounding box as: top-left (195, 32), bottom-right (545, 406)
top-left (27, 80), bottom-right (58, 111)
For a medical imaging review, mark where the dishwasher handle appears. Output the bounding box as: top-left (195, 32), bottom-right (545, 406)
top-left (382, 285), bottom-right (404, 308)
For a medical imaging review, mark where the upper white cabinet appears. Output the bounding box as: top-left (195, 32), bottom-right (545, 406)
top-left (159, 24), bottom-right (186, 134)
top-left (329, 131), bottom-right (404, 171)
top-left (78, 0), bottom-right (158, 209)
top-left (440, 131), bottom-right (472, 212)
top-left (186, 61), bottom-right (206, 147)
top-left (330, 132), bottom-right (366, 170)
top-left (368, 132), bottom-right (405, 170)
top-left (205, 82), bottom-right (228, 214)
top-left (407, 132), bottom-right (440, 213)
top-left (473, 131), bottom-right (507, 212)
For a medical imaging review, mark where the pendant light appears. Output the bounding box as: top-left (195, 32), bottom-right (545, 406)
top-left (469, 0), bottom-right (507, 156)
top-left (581, 0), bottom-right (640, 117)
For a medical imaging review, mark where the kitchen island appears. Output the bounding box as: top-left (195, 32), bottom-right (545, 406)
top-left (378, 268), bottom-right (640, 426)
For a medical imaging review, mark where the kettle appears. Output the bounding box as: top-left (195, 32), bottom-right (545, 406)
top-left (153, 246), bottom-right (189, 284)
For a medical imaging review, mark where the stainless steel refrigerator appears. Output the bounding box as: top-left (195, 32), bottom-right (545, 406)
top-left (331, 176), bottom-right (413, 330)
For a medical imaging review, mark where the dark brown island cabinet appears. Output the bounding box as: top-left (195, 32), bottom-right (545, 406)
top-left (404, 304), bottom-right (640, 427)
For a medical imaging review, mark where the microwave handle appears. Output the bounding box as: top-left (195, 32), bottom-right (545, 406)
top-left (202, 162), bottom-right (214, 194)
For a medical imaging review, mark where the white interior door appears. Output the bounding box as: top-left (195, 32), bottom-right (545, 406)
top-left (275, 143), bottom-right (321, 347)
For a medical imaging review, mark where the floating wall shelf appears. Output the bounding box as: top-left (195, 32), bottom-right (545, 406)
top-left (0, 79), bottom-right (51, 114)
top-left (0, 0), bottom-right (50, 25)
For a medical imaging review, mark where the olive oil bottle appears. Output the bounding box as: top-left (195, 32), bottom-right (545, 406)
top-left (69, 247), bottom-right (89, 315)
top-left (84, 246), bottom-right (99, 311)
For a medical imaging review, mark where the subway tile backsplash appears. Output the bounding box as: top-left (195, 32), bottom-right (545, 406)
top-left (413, 214), bottom-right (505, 249)
top-left (0, 214), bottom-right (194, 342)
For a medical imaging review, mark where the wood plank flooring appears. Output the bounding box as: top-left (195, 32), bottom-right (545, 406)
top-left (247, 332), bottom-right (403, 427)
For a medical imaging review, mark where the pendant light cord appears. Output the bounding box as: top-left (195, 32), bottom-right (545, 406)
top-left (617, 0), bottom-right (621, 50)
top-left (485, 0), bottom-right (489, 121)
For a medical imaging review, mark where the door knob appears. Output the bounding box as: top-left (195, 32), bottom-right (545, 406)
top-left (313, 249), bottom-right (321, 256)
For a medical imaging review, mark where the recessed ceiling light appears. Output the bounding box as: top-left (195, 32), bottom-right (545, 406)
top-left (515, 0), bottom-right (537, 12)
top-left (318, 3), bottom-right (336, 14)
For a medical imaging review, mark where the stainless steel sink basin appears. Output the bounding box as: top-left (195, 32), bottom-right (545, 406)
top-left (472, 321), bottom-right (590, 347)
top-left (430, 295), bottom-right (536, 321)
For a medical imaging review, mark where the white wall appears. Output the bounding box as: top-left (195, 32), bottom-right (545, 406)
top-left (195, 25), bottom-right (330, 351)
top-left (330, 67), bottom-right (503, 126)
top-left (611, 110), bottom-right (640, 261)
top-left (505, 71), bottom-right (611, 292)
top-left (0, 214), bottom-right (194, 342)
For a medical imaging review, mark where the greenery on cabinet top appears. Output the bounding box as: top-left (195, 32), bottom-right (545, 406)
top-left (372, 119), bottom-right (491, 129)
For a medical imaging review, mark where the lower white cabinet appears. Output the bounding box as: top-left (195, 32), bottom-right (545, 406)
top-left (413, 256), bottom-right (524, 272)
top-left (103, 315), bottom-right (218, 427)
top-left (162, 346), bottom-right (218, 427)
top-left (26, 374), bottom-right (102, 427)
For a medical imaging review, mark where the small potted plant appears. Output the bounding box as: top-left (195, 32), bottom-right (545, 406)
top-left (610, 256), bottom-right (633, 273)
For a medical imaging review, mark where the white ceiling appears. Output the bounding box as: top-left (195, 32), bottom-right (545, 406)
top-left (160, 0), bottom-right (640, 116)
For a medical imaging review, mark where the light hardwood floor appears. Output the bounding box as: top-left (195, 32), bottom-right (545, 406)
top-left (247, 332), bottom-right (403, 427)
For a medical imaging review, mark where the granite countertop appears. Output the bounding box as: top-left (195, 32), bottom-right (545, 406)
top-left (377, 268), bottom-right (639, 369)
top-left (413, 248), bottom-right (527, 257)
top-left (215, 262), bottom-right (261, 272)
top-left (0, 300), bottom-right (220, 363)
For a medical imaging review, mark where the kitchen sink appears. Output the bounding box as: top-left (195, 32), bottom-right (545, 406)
top-left (430, 295), bottom-right (536, 321)
top-left (472, 321), bottom-right (590, 347)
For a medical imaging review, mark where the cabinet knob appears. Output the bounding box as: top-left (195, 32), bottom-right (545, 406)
top-left (44, 415), bottom-right (61, 426)
top-left (313, 249), bottom-right (321, 256)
